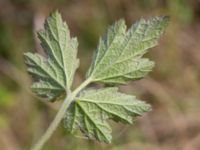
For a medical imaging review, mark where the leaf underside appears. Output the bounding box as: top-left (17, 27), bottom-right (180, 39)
top-left (24, 11), bottom-right (169, 144)
top-left (24, 11), bottom-right (79, 101)
top-left (64, 87), bottom-right (151, 143)
top-left (87, 16), bottom-right (169, 84)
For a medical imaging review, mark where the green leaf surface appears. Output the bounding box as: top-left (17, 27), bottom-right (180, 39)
top-left (24, 12), bottom-right (169, 146)
top-left (87, 16), bottom-right (169, 84)
top-left (64, 87), bottom-right (151, 143)
top-left (24, 11), bottom-right (79, 101)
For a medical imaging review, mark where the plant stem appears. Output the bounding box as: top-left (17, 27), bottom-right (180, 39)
top-left (72, 77), bottom-right (92, 97)
top-left (31, 78), bottom-right (92, 150)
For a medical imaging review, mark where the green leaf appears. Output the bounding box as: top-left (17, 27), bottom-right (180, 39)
top-left (87, 16), bottom-right (169, 84)
top-left (24, 11), bottom-right (79, 101)
top-left (64, 87), bottom-right (151, 143)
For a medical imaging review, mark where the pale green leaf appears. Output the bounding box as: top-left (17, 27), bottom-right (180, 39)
top-left (24, 11), bottom-right (79, 101)
top-left (24, 12), bottom-right (168, 144)
top-left (64, 87), bottom-right (151, 143)
top-left (87, 16), bottom-right (169, 84)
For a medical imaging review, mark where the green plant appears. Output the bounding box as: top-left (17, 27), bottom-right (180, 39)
top-left (24, 11), bottom-right (169, 150)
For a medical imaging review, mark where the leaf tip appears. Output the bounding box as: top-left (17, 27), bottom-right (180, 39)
top-left (49, 9), bottom-right (61, 18)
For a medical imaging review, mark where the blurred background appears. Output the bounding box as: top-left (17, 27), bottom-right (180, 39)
top-left (0, 0), bottom-right (200, 150)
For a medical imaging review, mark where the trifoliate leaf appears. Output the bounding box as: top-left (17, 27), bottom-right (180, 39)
top-left (64, 87), bottom-right (151, 143)
top-left (24, 11), bottom-right (79, 101)
top-left (87, 16), bottom-right (169, 84)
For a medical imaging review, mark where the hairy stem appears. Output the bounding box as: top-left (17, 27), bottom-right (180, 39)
top-left (31, 78), bottom-right (92, 150)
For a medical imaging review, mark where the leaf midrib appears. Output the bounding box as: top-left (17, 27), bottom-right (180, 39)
top-left (94, 58), bottom-right (153, 81)
top-left (76, 102), bottom-right (110, 142)
top-left (48, 18), bottom-right (68, 87)
top-left (77, 97), bottom-right (141, 106)
top-left (92, 20), bottom-right (148, 77)
top-left (78, 98), bottom-right (148, 116)
top-left (91, 23), bottom-right (124, 77)
top-left (92, 102), bottom-right (132, 123)
top-left (30, 57), bottom-right (65, 89)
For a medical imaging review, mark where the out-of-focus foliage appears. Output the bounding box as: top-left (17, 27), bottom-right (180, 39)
top-left (0, 85), bottom-right (13, 107)
top-left (0, 0), bottom-right (200, 150)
